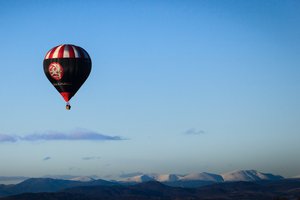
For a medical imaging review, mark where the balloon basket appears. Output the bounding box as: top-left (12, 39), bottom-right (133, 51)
top-left (66, 103), bottom-right (71, 110)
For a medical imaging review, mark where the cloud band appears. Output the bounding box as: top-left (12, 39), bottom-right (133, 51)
top-left (0, 129), bottom-right (125, 143)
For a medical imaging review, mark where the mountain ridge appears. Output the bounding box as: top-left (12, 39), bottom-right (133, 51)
top-left (0, 169), bottom-right (286, 197)
top-left (1, 179), bottom-right (300, 200)
top-left (118, 169), bottom-right (283, 183)
top-left (221, 169), bottom-right (283, 182)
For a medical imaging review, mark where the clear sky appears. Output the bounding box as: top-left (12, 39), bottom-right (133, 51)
top-left (0, 0), bottom-right (299, 179)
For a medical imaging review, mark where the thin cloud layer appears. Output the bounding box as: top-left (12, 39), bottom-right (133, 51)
top-left (22, 130), bottom-right (123, 141)
top-left (183, 128), bottom-right (206, 135)
top-left (0, 129), bottom-right (125, 143)
top-left (82, 156), bottom-right (101, 161)
top-left (43, 156), bottom-right (51, 161)
top-left (0, 134), bottom-right (17, 142)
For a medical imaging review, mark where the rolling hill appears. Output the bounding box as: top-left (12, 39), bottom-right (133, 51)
top-left (1, 179), bottom-right (300, 200)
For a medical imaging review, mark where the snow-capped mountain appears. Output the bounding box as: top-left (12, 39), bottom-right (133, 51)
top-left (43, 175), bottom-right (97, 182)
top-left (119, 174), bottom-right (155, 183)
top-left (0, 170), bottom-right (284, 185)
top-left (70, 176), bottom-right (95, 182)
top-left (117, 170), bottom-right (283, 184)
top-left (221, 170), bottom-right (283, 182)
top-left (118, 172), bottom-right (223, 183)
top-left (43, 175), bottom-right (82, 180)
top-left (153, 174), bottom-right (180, 182)
top-left (180, 172), bottom-right (223, 182)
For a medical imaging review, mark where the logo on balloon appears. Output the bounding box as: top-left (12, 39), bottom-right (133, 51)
top-left (48, 62), bottom-right (64, 81)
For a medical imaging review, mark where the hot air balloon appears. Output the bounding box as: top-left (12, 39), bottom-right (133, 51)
top-left (43, 44), bottom-right (92, 110)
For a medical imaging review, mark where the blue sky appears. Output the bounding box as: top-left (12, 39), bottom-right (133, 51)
top-left (0, 0), bottom-right (300, 178)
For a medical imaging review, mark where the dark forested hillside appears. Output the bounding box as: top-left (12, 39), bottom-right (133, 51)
top-left (1, 179), bottom-right (300, 200)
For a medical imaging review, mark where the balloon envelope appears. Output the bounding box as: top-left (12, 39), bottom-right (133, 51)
top-left (43, 44), bottom-right (92, 103)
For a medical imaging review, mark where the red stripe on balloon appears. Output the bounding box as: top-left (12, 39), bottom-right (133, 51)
top-left (57, 45), bottom-right (65, 58)
top-left (44, 44), bottom-right (90, 59)
top-left (48, 46), bottom-right (58, 59)
top-left (68, 45), bottom-right (75, 58)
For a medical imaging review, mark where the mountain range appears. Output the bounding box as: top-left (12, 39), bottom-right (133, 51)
top-left (0, 170), bottom-right (295, 199)
top-left (0, 169), bottom-right (285, 186)
top-left (1, 178), bottom-right (300, 200)
top-left (118, 169), bottom-right (284, 187)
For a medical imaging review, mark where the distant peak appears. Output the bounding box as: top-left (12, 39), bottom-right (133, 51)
top-left (221, 170), bottom-right (283, 182)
